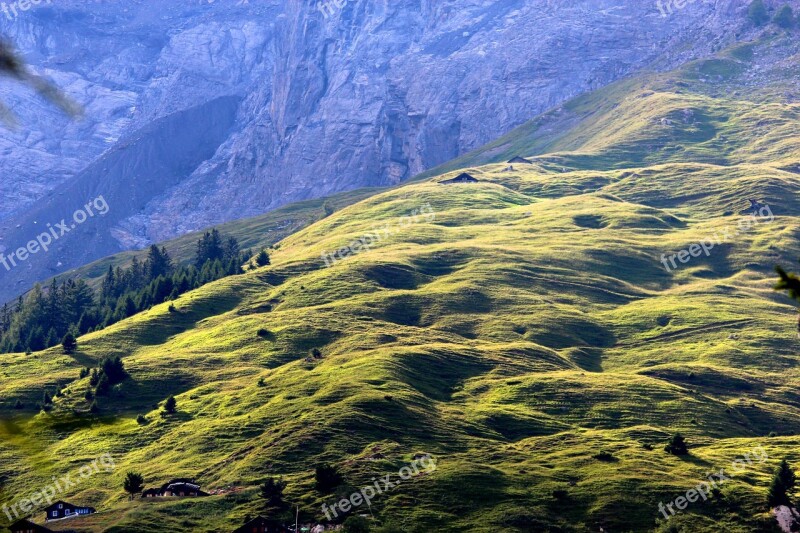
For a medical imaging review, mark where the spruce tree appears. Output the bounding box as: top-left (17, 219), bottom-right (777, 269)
top-left (61, 332), bottom-right (77, 354)
top-left (748, 0), bottom-right (769, 26)
top-left (767, 459), bottom-right (796, 507)
top-left (260, 477), bottom-right (288, 512)
top-left (123, 472), bottom-right (145, 500)
top-left (256, 250), bottom-right (271, 267)
top-left (95, 373), bottom-right (110, 396)
top-left (196, 229), bottom-right (225, 267)
top-left (163, 395), bottom-right (177, 414)
top-left (664, 433), bottom-right (689, 455)
top-left (101, 265), bottom-right (117, 300)
top-left (774, 4), bottom-right (795, 28)
top-left (145, 245), bottom-right (173, 281)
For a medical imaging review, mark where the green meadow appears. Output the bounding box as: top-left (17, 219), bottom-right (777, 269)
top-left (2, 37), bottom-right (800, 531)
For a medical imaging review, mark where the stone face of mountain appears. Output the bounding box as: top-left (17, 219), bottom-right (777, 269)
top-left (0, 0), bottom-right (769, 301)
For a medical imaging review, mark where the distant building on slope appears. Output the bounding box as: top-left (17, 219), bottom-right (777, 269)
top-left (507, 156), bottom-right (533, 164)
top-left (141, 478), bottom-right (209, 498)
top-left (44, 501), bottom-right (95, 521)
top-left (10, 518), bottom-right (53, 533)
top-left (439, 172), bottom-right (479, 184)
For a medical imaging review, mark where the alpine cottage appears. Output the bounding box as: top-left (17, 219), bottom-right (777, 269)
top-left (44, 501), bottom-right (95, 521)
top-left (440, 172), bottom-right (479, 184)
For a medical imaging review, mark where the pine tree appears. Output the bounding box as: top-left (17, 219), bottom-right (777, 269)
top-left (748, 0), bottom-right (769, 26)
top-left (101, 265), bottom-right (116, 301)
top-left (27, 326), bottom-right (45, 352)
top-left (256, 250), bottom-right (271, 267)
top-left (196, 229), bottom-right (225, 267)
top-left (95, 373), bottom-right (110, 396)
top-left (123, 472), bottom-right (145, 500)
top-left (163, 395), bottom-right (177, 414)
top-left (260, 477), bottom-right (288, 511)
top-left (61, 332), bottom-right (77, 354)
top-left (145, 245), bottom-right (173, 281)
top-left (664, 433), bottom-right (689, 455)
top-left (767, 459), bottom-right (796, 507)
top-left (101, 356), bottom-right (127, 384)
top-left (223, 236), bottom-right (240, 262)
top-left (44, 327), bottom-right (59, 349)
top-left (774, 4), bottom-right (795, 28)
top-left (777, 459), bottom-right (796, 493)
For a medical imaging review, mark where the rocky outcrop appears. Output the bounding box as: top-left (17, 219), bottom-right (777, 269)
top-left (0, 0), bottom-right (781, 301)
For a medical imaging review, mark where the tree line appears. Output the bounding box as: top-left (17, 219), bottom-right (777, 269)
top-left (0, 229), bottom-right (268, 354)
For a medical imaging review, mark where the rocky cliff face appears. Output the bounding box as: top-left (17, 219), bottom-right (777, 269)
top-left (0, 0), bottom-right (779, 301)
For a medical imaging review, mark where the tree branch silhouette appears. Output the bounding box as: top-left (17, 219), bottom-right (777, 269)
top-left (0, 39), bottom-right (82, 127)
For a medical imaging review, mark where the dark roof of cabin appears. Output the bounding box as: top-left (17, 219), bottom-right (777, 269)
top-left (507, 156), bottom-right (533, 164)
top-left (160, 478), bottom-right (199, 491)
top-left (440, 172), bottom-right (479, 184)
top-left (44, 501), bottom-right (84, 511)
top-left (10, 518), bottom-right (53, 532)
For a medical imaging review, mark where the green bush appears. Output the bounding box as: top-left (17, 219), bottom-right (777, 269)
top-left (343, 516), bottom-right (371, 533)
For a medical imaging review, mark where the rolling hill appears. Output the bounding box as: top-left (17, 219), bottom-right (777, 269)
top-left (2, 35), bottom-right (800, 532)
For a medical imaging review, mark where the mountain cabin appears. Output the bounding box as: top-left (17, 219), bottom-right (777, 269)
top-left (44, 501), bottom-right (95, 521)
top-left (440, 172), bottom-right (479, 184)
top-left (141, 479), bottom-right (209, 498)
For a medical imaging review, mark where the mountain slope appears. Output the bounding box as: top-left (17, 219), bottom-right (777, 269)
top-left (0, 0), bottom-right (775, 302)
top-left (2, 36), bottom-right (800, 533)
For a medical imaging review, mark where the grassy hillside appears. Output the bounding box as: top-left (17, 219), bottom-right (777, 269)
top-left (2, 36), bottom-right (800, 532)
top-left (44, 187), bottom-right (382, 296)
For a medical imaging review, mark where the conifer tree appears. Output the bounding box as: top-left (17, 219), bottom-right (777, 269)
top-left (748, 0), bottom-right (769, 26)
top-left (767, 459), bottom-right (796, 507)
top-left (61, 332), bottom-right (77, 354)
top-left (256, 250), bottom-right (271, 267)
top-left (774, 4), bottom-right (795, 28)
